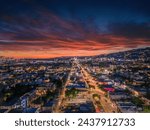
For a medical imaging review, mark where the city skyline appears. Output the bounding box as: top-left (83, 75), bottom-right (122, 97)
top-left (0, 47), bottom-right (150, 113)
top-left (0, 0), bottom-right (150, 58)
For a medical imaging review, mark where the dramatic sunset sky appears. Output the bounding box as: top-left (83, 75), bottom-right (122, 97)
top-left (0, 0), bottom-right (150, 58)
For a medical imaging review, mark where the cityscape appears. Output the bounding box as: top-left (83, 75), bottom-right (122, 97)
top-left (0, 47), bottom-right (150, 113)
top-left (0, 0), bottom-right (150, 113)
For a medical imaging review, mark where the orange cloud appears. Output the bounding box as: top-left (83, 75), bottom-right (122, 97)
top-left (0, 11), bottom-right (150, 58)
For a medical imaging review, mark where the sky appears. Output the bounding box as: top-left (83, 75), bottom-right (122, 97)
top-left (0, 0), bottom-right (150, 58)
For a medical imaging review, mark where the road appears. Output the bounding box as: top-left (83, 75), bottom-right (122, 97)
top-left (125, 85), bottom-right (150, 105)
top-left (75, 58), bottom-right (119, 113)
top-left (52, 61), bottom-right (73, 112)
top-left (53, 58), bottom-right (119, 113)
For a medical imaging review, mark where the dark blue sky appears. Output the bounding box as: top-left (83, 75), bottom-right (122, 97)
top-left (0, 0), bottom-right (150, 58)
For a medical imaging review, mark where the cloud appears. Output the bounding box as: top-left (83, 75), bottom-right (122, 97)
top-left (108, 22), bottom-right (150, 39)
top-left (0, 10), bottom-right (150, 58)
